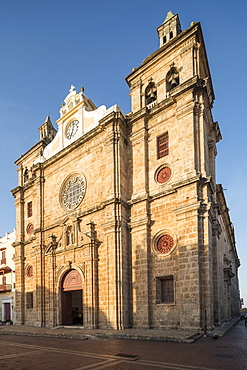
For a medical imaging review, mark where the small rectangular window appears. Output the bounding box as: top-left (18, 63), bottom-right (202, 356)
top-left (26, 292), bottom-right (33, 309)
top-left (156, 276), bottom-right (174, 304)
top-left (27, 201), bottom-right (32, 217)
top-left (157, 132), bottom-right (169, 159)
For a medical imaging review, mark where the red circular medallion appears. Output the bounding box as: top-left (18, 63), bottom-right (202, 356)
top-left (27, 223), bottom-right (34, 235)
top-left (156, 234), bottom-right (174, 254)
top-left (157, 167), bottom-right (171, 184)
top-left (27, 265), bottom-right (33, 278)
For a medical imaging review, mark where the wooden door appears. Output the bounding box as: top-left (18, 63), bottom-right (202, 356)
top-left (62, 292), bottom-right (73, 325)
top-left (5, 303), bottom-right (11, 321)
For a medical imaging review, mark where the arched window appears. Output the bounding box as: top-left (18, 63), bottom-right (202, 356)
top-left (166, 66), bottom-right (179, 93)
top-left (145, 80), bottom-right (157, 106)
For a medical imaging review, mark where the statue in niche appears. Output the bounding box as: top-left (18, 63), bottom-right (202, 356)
top-left (66, 225), bottom-right (74, 245)
top-left (23, 168), bottom-right (29, 183)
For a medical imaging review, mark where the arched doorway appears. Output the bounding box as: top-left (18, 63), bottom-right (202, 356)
top-left (61, 269), bottom-right (83, 326)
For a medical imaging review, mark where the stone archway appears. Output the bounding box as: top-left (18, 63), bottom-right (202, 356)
top-left (61, 269), bottom-right (83, 326)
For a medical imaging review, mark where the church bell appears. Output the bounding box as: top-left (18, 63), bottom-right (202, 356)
top-left (171, 78), bottom-right (178, 88)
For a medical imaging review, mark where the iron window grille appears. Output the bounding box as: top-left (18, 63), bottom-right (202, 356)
top-left (27, 201), bottom-right (32, 217)
top-left (157, 132), bottom-right (169, 159)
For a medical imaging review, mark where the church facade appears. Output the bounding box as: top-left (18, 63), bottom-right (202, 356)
top-left (11, 12), bottom-right (240, 330)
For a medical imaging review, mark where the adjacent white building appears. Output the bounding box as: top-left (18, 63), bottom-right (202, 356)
top-left (0, 230), bottom-right (15, 323)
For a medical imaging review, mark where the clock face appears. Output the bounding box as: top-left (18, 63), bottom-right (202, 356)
top-left (61, 174), bottom-right (86, 210)
top-left (156, 234), bottom-right (174, 254)
top-left (66, 120), bottom-right (79, 139)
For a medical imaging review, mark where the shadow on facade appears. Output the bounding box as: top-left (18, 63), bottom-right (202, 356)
top-left (14, 282), bottom-right (112, 329)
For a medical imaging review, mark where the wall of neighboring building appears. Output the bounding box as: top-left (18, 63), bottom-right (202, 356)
top-left (0, 229), bottom-right (15, 322)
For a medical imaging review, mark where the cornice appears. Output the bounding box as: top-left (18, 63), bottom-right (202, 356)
top-left (14, 140), bottom-right (46, 166)
top-left (10, 186), bottom-right (23, 197)
top-left (31, 196), bottom-right (130, 234)
top-left (128, 217), bottom-right (151, 230)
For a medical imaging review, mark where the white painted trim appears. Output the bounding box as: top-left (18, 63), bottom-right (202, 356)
top-left (2, 297), bottom-right (13, 321)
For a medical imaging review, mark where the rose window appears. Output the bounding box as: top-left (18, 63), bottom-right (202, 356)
top-left (61, 174), bottom-right (86, 210)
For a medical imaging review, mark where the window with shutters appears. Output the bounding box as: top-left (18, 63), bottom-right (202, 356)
top-left (1, 251), bottom-right (6, 265)
top-left (156, 275), bottom-right (174, 304)
top-left (27, 201), bottom-right (32, 217)
top-left (157, 132), bottom-right (169, 159)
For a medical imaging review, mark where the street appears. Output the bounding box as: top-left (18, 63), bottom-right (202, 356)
top-left (0, 320), bottom-right (246, 369)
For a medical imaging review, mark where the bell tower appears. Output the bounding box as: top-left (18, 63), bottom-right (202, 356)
top-left (126, 13), bottom-right (224, 330)
top-left (157, 11), bottom-right (182, 47)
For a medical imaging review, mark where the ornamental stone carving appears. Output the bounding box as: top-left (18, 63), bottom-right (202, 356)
top-left (152, 229), bottom-right (177, 257)
top-left (156, 234), bottom-right (174, 254)
top-left (156, 166), bottom-right (172, 184)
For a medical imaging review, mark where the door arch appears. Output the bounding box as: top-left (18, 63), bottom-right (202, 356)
top-left (61, 269), bottom-right (83, 325)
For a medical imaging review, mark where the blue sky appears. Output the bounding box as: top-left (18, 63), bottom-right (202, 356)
top-left (0, 0), bottom-right (247, 306)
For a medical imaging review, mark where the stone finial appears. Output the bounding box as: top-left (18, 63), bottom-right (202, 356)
top-left (44, 116), bottom-right (52, 124)
top-left (164, 10), bottom-right (174, 23)
top-left (38, 116), bottom-right (57, 143)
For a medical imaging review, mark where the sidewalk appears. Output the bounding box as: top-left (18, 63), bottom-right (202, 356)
top-left (0, 316), bottom-right (240, 343)
top-left (208, 316), bottom-right (240, 337)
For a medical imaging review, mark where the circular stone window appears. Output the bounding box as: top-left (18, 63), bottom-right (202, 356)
top-left (26, 223), bottom-right (34, 235)
top-left (60, 173), bottom-right (86, 210)
top-left (156, 166), bottom-right (172, 184)
top-left (156, 234), bottom-right (174, 254)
